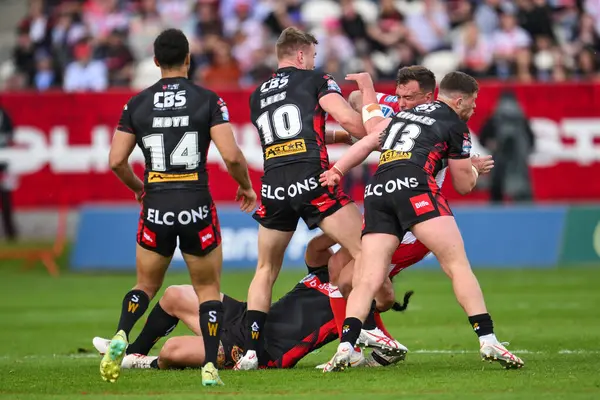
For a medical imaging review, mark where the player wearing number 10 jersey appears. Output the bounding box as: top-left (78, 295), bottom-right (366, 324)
top-left (104, 29), bottom-right (256, 387)
top-left (235, 27), bottom-right (368, 370)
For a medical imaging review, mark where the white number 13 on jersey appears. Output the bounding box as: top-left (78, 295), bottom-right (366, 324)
top-left (142, 131), bottom-right (200, 171)
top-left (381, 123), bottom-right (421, 152)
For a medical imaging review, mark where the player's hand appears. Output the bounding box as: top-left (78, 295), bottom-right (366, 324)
top-left (319, 169), bottom-right (342, 187)
top-left (134, 190), bottom-right (143, 203)
top-left (346, 72), bottom-right (374, 92)
top-left (471, 154), bottom-right (494, 175)
top-left (236, 186), bottom-right (257, 213)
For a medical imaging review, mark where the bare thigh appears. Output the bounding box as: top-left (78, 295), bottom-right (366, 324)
top-left (158, 336), bottom-right (205, 370)
top-left (318, 203), bottom-right (363, 259)
top-left (134, 244), bottom-right (172, 298)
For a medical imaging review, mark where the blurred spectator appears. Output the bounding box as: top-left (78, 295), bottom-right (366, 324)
top-left (454, 22), bottom-right (493, 77)
top-left (199, 41), bottom-right (241, 87)
top-left (50, 2), bottom-right (88, 70)
top-left (129, 0), bottom-right (165, 60)
top-left (186, 1), bottom-right (223, 39)
top-left (569, 13), bottom-right (600, 79)
top-left (479, 90), bottom-right (535, 203)
top-left (13, 30), bottom-right (37, 87)
top-left (96, 29), bottom-right (135, 87)
top-left (532, 35), bottom-right (566, 81)
top-left (33, 50), bottom-right (60, 91)
top-left (516, 0), bottom-right (556, 40)
top-left (263, 0), bottom-right (301, 37)
top-left (157, 0), bottom-right (193, 29)
top-left (83, 0), bottom-right (129, 41)
top-left (315, 18), bottom-right (355, 73)
top-left (63, 40), bottom-right (108, 92)
top-left (18, 0), bottom-right (51, 50)
top-left (491, 12), bottom-right (532, 81)
top-left (448, 0), bottom-right (474, 28)
top-left (405, 0), bottom-right (451, 53)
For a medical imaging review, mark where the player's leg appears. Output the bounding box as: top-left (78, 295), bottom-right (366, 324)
top-left (304, 232), bottom-right (335, 268)
top-left (100, 192), bottom-right (176, 383)
top-left (410, 216), bottom-right (524, 369)
top-left (236, 225), bottom-right (294, 370)
top-left (325, 232), bottom-right (400, 371)
top-left (158, 336), bottom-right (206, 370)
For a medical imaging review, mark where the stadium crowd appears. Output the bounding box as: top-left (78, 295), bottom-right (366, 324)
top-left (7, 0), bottom-right (600, 91)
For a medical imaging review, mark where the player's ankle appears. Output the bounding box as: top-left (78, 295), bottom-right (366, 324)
top-left (468, 313), bottom-right (494, 338)
top-left (478, 333), bottom-right (498, 344)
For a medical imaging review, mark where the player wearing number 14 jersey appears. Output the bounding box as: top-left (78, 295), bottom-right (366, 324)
top-left (235, 27), bottom-right (368, 370)
top-left (104, 29), bottom-right (256, 386)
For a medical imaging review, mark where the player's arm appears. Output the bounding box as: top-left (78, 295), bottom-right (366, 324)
top-left (209, 94), bottom-right (256, 212)
top-left (447, 124), bottom-right (478, 195)
top-left (348, 90), bottom-right (363, 111)
top-left (109, 103), bottom-right (144, 199)
top-left (316, 74), bottom-right (367, 139)
top-left (346, 73), bottom-right (386, 134)
top-left (325, 129), bottom-right (353, 145)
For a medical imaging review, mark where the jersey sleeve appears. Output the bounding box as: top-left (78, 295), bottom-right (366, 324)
top-left (447, 121), bottom-right (472, 159)
top-left (209, 92), bottom-right (230, 127)
top-left (316, 73), bottom-right (343, 99)
top-left (117, 102), bottom-right (134, 134)
top-left (376, 92), bottom-right (400, 115)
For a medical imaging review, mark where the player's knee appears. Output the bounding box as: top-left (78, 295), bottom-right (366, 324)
top-left (159, 338), bottom-right (182, 365)
top-left (133, 283), bottom-right (161, 299)
top-left (375, 292), bottom-right (396, 312)
top-left (160, 285), bottom-right (186, 315)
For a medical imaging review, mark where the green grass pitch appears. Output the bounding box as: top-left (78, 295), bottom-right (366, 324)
top-left (0, 259), bottom-right (599, 399)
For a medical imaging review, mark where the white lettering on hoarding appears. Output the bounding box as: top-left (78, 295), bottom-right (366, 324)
top-left (0, 119), bottom-right (599, 178)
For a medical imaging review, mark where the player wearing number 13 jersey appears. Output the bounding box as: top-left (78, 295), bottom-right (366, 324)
top-left (104, 29), bottom-right (256, 387)
top-left (235, 27), bottom-right (368, 371)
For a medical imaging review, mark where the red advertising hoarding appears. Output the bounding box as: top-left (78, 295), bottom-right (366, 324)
top-left (0, 81), bottom-right (599, 208)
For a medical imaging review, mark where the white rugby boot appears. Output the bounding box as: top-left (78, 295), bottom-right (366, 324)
top-left (93, 337), bottom-right (110, 355)
top-left (232, 350), bottom-right (259, 371)
top-left (121, 354), bottom-right (157, 369)
top-left (363, 348), bottom-right (406, 367)
top-left (480, 338), bottom-right (524, 369)
top-left (321, 342), bottom-right (353, 372)
top-left (356, 327), bottom-right (409, 356)
top-left (317, 346), bottom-right (366, 370)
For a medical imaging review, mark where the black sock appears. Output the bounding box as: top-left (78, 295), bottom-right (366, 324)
top-left (116, 290), bottom-right (150, 338)
top-left (363, 301), bottom-right (377, 330)
top-left (127, 302), bottom-right (179, 355)
top-left (200, 300), bottom-right (224, 366)
top-left (245, 310), bottom-right (268, 352)
top-left (340, 317), bottom-right (362, 346)
top-left (150, 358), bottom-right (160, 369)
top-left (468, 313), bottom-right (494, 337)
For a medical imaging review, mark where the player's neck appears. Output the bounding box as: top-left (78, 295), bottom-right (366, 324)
top-left (437, 96), bottom-right (458, 115)
top-left (160, 68), bottom-right (188, 79)
top-left (277, 60), bottom-right (301, 70)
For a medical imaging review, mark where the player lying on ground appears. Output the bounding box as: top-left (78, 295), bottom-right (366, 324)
top-left (93, 234), bottom-right (412, 370)
top-left (104, 28), bottom-right (256, 386)
top-left (320, 71), bottom-right (523, 371)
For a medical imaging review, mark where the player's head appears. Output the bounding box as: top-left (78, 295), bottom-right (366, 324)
top-left (438, 71), bottom-right (479, 121)
top-left (395, 66), bottom-right (437, 111)
top-left (276, 27), bottom-right (318, 70)
top-left (153, 29), bottom-right (191, 73)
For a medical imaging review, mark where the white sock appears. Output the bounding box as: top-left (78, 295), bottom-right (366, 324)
top-left (479, 333), bottom-right (498, 344)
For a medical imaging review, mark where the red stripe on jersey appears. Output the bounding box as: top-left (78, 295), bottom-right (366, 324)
top-left (313, 104), bottom-right (329, 170)
top-left (267, 319), bottom-right (337, 368)
top-left (302, 274), bottom-right (331, 296)
top-left (427, 174), bottom-right (452, 216)
top-left (423, 142), bottom-right (447, 176)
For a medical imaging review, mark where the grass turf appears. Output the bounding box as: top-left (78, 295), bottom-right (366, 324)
top-left (0, 261), bottom-right (599, 399)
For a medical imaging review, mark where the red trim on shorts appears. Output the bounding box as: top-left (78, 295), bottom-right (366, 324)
top-left (389, 240), bottom-right (430, 277)
top-left (210, 202), bottom-right (222, 246)
top-left (313, 105), bottom-right (329, 170)
top-left (136, 205), bottom-right (144, 243)
top-left (334, 184), bottom-right (351, 206)
top-left (267, 319), bottom-right (337, 368)
top-left (310, 193), bottom-right (337, 213)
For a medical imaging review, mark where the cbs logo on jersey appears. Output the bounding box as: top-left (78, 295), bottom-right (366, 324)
top-left (265, 139), bottom-right (307, 160)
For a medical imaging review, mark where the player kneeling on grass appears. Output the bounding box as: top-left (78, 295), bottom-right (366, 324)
top-left (320, 71), bottom-right (524, 371)
top-left (93, 234), bottom-right (411, 370)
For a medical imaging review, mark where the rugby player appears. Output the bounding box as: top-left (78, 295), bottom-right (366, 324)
top-left (104, 29), bottom-right (256, 386)
top-left (92, 234), bottom-right (410, 370)
top-left (321, 71), bottom-right (524, 371)
top-left (235, 27), bottom-right (373, 370)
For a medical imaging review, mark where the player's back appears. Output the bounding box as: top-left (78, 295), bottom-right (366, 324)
top-left (263, 267), bottom-right (336, 368)
top-left (250, 67), bottom-right (340, 173)
top-left (377, 101), bottom-right (470, 178)
top-left (120, 78), bottom-right (228, 192)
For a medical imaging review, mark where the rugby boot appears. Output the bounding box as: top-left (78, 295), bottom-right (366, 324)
top-left (232, 349), bottom-right (258, 371)
top-left (480, 340), bottom-right (524, 369)
top-left (317, 346), bottom-right (366, 369)
top-left (93, 336), bottom-right (110, 355)
top-left (122, 354), bottom-right (157, 369)
top-left (356, 327), bottom-right (409, 356)
top-left (363, 348), bottom-right (406, 367)
top-left (202, 362), bottom-right (224, 386)
top-left (322, 342), bottom-right (353, 372)
top-left (100, 330), bottom-right (128, 383)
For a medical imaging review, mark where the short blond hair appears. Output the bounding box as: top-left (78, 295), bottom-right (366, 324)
top-left (276, 27), bottom-right (318, 60)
